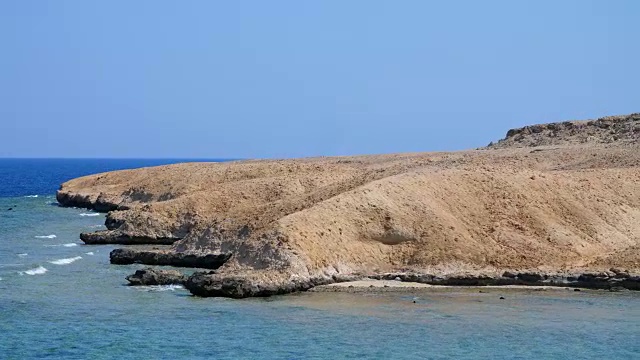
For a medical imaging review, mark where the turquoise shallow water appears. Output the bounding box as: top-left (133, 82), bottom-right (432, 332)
top-left (1, 160), bottom-right (639, 359)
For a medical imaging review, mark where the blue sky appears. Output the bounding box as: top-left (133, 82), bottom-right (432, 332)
top-left (1, 1), bottom-right (638, 158)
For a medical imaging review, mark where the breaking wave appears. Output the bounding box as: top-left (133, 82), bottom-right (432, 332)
top-left (49, 256), bottom-right (82, 265)
top-left (44, 243), bottom-right (78, 247)
top-left (79, 213), bottom-right (101, 217)
top-left (17, 253), bottom-right (28, 258)
top-left (24, 195), bottom-right (39, 198)
top-left (134, 285), bottom-right (185, 292)
top-left (35, 235), bottom-right (57, 239)
top-left (22, 266), bottom-right (48, 275)
top-left (85, 252), bottom-right (95, 256)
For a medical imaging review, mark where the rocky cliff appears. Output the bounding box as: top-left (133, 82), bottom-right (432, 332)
top-left (57, 113), bottom-right (640, 297)
top-left (488, 113), bottom-right (640, 148)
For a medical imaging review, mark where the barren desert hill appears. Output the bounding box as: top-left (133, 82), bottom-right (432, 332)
top-left (57, 113), bottom-right (640, 297)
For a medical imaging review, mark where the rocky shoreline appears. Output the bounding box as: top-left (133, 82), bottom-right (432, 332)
top-left (56, 191), bottom-right (121, 212)
top-left (57, 173), bottom-right (640, 298)
top-left (125, 267), bottom-right (640, 295)
top-left (366, 271), bottom-right (640, 291)
top-left (126, 268), bottom-right (187, 286)
top-left (57, 170), bottom-right (640, 298)
top-left (55, 113), bottom-right (640, 299)
top-left (80, 230), bottom-right (180, 245)
top-left (110, 248), bottom-right (231, 269)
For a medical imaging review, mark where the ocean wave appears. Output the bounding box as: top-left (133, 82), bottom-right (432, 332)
top-left (134, 284), bottom-right (185, 292)
top-left (44, 243), bottom-right (78, 247)
top-left (49, 256), bottom-right (82, 265)
top-left (24, 195), bottom-right (39, 198)
top-left (35, 235), bottom-right (57, 239)
top-left (22, 266), bottom-right (48, 275)
top-left (0, 263), bottom-right (25, 268)
top-left (79, 213), bottom-right (101, 217)
top-left (90, 224), bottom-right (105, 228)
top-left (85, 252), bottom-right (95, 256)
top-left (17, 253), bottom-right (28, 258)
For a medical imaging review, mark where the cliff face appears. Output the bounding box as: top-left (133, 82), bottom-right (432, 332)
top-left (57, 113), bottom-right (640, 297)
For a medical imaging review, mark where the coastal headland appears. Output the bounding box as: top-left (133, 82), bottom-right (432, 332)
top-left (57, 114), bottom-right (640, 297)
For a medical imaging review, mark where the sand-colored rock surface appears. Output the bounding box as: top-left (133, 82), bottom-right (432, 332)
top-left (57, 113), bottom-right (640, 297)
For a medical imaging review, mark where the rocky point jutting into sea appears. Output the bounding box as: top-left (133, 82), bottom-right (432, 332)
top-left (56, 114), bottom-right (640, 298)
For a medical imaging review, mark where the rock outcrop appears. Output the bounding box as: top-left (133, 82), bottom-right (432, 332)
top-left (126, 268), bottom-right (187, 286)
top-left (57, 113), bottom-right (640, 298)
top-left (367, 270), bottom-right (640, 290)
top-left (110, 248), bottom-right (231, 269)
top-left (80, 230), bottom-right (180, 245)
top-left (488, 113), bottom-right (640, 148)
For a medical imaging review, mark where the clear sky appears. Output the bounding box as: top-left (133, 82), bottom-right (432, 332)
top-left (1, 1), bottom-right (638, 159)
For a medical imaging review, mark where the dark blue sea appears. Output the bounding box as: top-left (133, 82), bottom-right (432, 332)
top-left (1, 159), bottom-right (639, 359)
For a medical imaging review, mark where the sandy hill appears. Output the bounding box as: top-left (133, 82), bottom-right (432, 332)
top-left (57, 113), bottom-right (640, 297)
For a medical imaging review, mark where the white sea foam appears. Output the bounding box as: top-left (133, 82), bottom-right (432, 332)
top-left (90, 224), bottom-right (105, 228)
top-left (135, 284), bottom-right (185, 292)
top-left (24, 195), bottom-right (39, 198)
top-left (85, 252), bottom-right (95, 256)
top-left (22, 266), bottom-right (48, 275)
top-left (79, 213), bottom-right (101, 217)
top-left (44, 243), bottom-right (78, 247)
top-left (17, 253), bottom-right (28, 258)
top-left (35, 235), bottom-right (57, 239)
top-left (49, 256), bottom-right (82, 265)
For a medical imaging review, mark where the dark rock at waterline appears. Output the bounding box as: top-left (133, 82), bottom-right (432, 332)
top-left (110, 248), bottom-right (231, 269)
top-left (56, 191), bottom-right (120, 212)
top-left (185, 273), bottom-right (334, 299)
top-left (181, 269), bottom-right (640, 298)
top-left (609, 268), bottom-right (631, 279)
top-left (126, 268), bottom-right (187, 286)
top-left (366, 271), bottom-right (640, 291)
top-left (80, 230), bottom-right (180, 245)
top-left (516, 272), bottom-right (544, 282)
